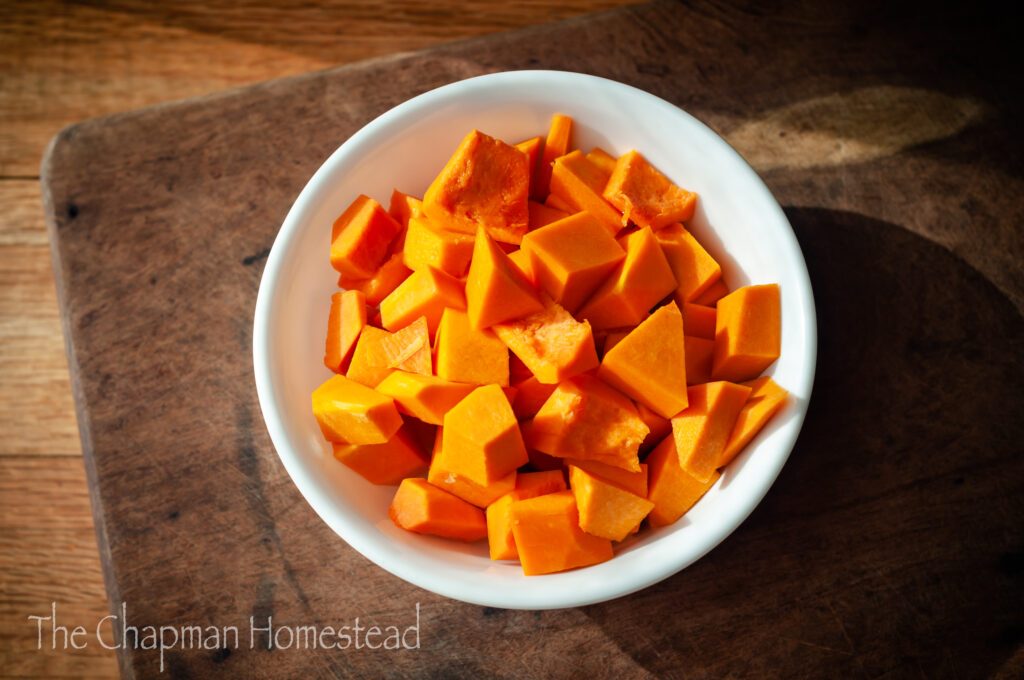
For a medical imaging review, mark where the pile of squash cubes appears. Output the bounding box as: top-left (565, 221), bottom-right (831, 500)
top-left (311, 115), bottom-right (786, 575)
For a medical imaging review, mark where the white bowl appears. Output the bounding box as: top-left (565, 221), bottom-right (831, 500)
top-left (253, 70), bottom-right (816, 610)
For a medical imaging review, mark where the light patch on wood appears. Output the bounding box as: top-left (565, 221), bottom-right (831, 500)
top-left (724, 86), bottom-right (985, 171)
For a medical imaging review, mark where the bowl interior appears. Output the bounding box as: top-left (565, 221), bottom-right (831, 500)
top-left (253, 71), bottom-right (816, 609)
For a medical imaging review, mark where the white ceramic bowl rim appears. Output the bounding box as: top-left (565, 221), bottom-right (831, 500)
top-left (253, 70), bottom-right (817, 610)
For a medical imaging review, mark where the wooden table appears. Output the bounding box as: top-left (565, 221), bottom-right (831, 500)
top-left (0, 3), bottom-right (639, 677)
top-left (6, 0), bottom-right (1024, 678)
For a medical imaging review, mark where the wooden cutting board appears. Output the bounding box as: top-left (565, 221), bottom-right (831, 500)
top-left (41, 1), bottom-right (1023, 677)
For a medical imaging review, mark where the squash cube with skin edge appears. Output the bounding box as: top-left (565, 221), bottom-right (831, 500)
top-left (330, 194), bottom-right (403, 279)
top-left (717, 376), bottom-right (788, 468)
top-left (492, 294), bottom-right (598, 385)
top-left (712, 284), bottom-right (782, 383)
top-left (402, 216), bottom-right (476, 278)
top-left (465, 226), bottom-right (544, 330)
top-left (673, 381), bottom-right (752, 483)
top-left (323, 289), bottom-right (367, 373)
top-left (375, 372), bottom-right (476, 426)
top-left (602, 151), bottom-right (697, 229)
top-left (435, 308), bottom-right (509, 387)
top-left (428, 428), bottom-right (516, 508)
top-left (510, 491), bottom-right (613, 575)
top-left (520, 211), bottom-right (625, 313)
top-left (379, 266), bottom-right (465, 338)
top-left (331, 423), bottom-right (429, 486)
top-left (576, 226), bottom-right (678, 331)
top-left (422, 129), bottom-right (530, 245)
top-left (597, 302), bottom-right (689, 420)
top-left (646, 433), bottom-right (721, 528)
top-left (549, 150), bottom-right (624, 235)
top-left (441, 385), bottom-right (528, 487)
top-left (655, 223), bottom-right (722, 305)
top-left (527, 374), bottom-right (648, 472)
top-left (569, 464), bottom-right (654, 542)
top-left (311, 374), bottom-right (402, 445)
top-left (388, 478), bottom-right (487, 542)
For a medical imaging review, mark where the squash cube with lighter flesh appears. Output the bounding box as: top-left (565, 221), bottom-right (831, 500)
top-left (602, 151), bottom-right (697, 229)
top-left (492, 294), bottom-right (598, 385)
top-left (379, 266), bottom-right (465, 337)
top-left (712, 284), bottom-right (782, 383)
top-left (441, 384), bottom-right (528, 487)
top-left (672, 381), bottom-right (752, 483)
top-left (435, 307), bottom-right (509, 387)
top-left (655, 223), bottom-right (723, 305)
top-left (510, 491), bottom-right (613, 575)
top-left (577, 226), bottom-right (678, 330)
top-left (388, 477), bottom-right (487, 542)
top-left (465, 226), bottom-right (544, 330)
top-left (332, 423), bottom-right (429, 485)
top-left (330, 194), bottom-right (403, 279)
top-left (549, 150), bottom-right (624, 235)
top-left (598, 301), bottom-right (689, 419)
top-left (423, 129), bottom-right (530, 245)
top-left (527, 374), bottom-right (648, 472)
top-left (311, 374), bottom-right (402, 445)
top-left (646, 433), bottom-right (721, 528)
top-left (568, 464), bottom-right (654, 542)
top-left (718, 376), bottom-right (788, 468)
top-left (520, 212), bottom-right (625, 313)
top-left (375, 372), bottom-right (476, 426)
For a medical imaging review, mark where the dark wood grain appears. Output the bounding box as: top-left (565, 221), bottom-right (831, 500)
top-left (40, 0), bottom-right (1024, 678)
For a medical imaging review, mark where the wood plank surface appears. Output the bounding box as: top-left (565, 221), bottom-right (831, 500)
top-left (0, 2), bottom-right (640, 678)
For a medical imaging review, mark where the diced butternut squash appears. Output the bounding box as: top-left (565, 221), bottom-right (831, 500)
top-left (549, 150), bottom-right (624, 235)
top-left (598, 301), bottom-right (689, 419)
top-left (585, 147), bottom-right (617, 177)
top-left (435, 308), bottom-right (509, 387)
top-left (646, 434), bottom-right (721, 528)
top-left (465, 226), bottom-right (544, 330)
top-left (534, 114), bottom-right (573, 200)
top-left (684, 336), bottom-right (715, 385)
top-left (692, 278), bottom-right (729, 307)
top-left (423, 129), bottom-right (530, 245)
top-left (602, 151), bottom-right (697, 229)
top-left (712, 284), bottom-right (782, 382)
top-left (429, 445), bottom-right (517, 509)
top-left (682, 302), bottom-right (717, 340)
top-left (521, 211), bottom-right (625, 313)
top-left (576, 226), bottom-right (677, 330)
top-left (718, 377), bottom-right (788, 468)
top-left (527, 374), bottom-right (648, 471)
top-left (338, 250), bottom-right (412, 306)
top-left (312, 374), bottom-right (402, 445)
top-left (387, 189), bottom-right (425, 228)
top-left (515, 136), bottom-right (543, 200)
top-left (510, 491), bottom-right (613, 575)
top-left (510, 376), bottom-right (558, 419)
top-left (375, 371), bottom-right (476, 426)
top-left (345, 326), bottom-right (396, 388)
top-left (516, 469), bottom-right (567, 496)
top-left (601, 328), bottom-right (631, 356)
top-left (388, 477), bottom-right (487, 541)
top-left (486, 470), bottom-right (567, 560)
top-left (379, 316), bottom-right (431, 375)
top-left (635, 403), bottom-right (672, 453)
top-left (379, 266), bottom-right (465, 337)
top-left (655, 223), bottom-right (722, 304)
top-left (527, 200), bottom-right (570, 230)
top-left (332, 423), bottom-right (429, 485)
top-left (543, 191), bottom-right (576, 214)
top-left (402, 216), bottom-right (476, 278)
top-left (330, 194), bottom-right (403, 279)
top-left (492, 294), bottom-right (598, 385)
top-left (506, 248), bottom-right (537, 287)
top-left (563, 458), bottom-right (648, 497)
top-left (672, 381), bottom-right (752, 482)
top-left (441, 384), bottom-right (527, 487)
top-left (324, 289), bottom-right (366, 373)
top-left (569, 464), bottom-right (654, 542)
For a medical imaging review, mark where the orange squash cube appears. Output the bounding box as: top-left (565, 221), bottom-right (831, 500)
top-left (375, 372), bottom-right (476, 426)
top-left (597, 301), bottom-right (689, 419)
top-left (388, 478), bottom-right (487, 542)
top-left (712, 284), bottom-right (782, 382)
top-left (423, 129), bottom-right (530, 245)
top-left (441, 385), bottom-right (527, 487)
top-left (402, 216), bottom-right (476, 278)
top-left (602, 151), bottom-right (697, 229)
top-left (655, 223), bottom-right (722, 305)
top-left (672, 381), bottom-right (752, 482)
top-left (330, 194), bottom-right (403, 279)
top-left (682, 302), bottom-right (717, 340)
top-left (692, 278), bottom-right (730, 307)
top-left (585, 147), bottom-right (617, 177)
top-left (515, 136), bottom-right (543, 200)
top-left (645, 434), bottom-right (721, 528)
top-left (563, 458), bottom-right (648, 498)
top-left (568, 464), bottom-right (654, 542)
top-left (492, 295), bottom-right (598, 385)
top-left (576, 226), bottom-right (677, 330)
top-left (510, 491), bottom-right (613, 575)
top-left (543, 191), bottom-right (575, 214)
top-left (534, 114), bottom-right (573, 200)
top-left (510, 376), bottom-right (559, 420)
top-left (718, 376), bottom-right (788, 468)
top-left (435, 307), bottom-right (509, 387)
top-left (337, 250), bottom-right (412, 307)
top-left (485, 470), bottom-right (567, 560)
top-left (379, 316), bottom-right (431, 376)
top-left (527, 200), bottom-right (569, 231)
top-left (549, 150), bottom-right (624, 235)
top-left (311, 374), bottom-right (402, 445)
top-left (635, 402), bottom-right (672, 452)
top-left (387, 188), bottom-right (425, 228)
top-left (324, 289), bottom-right (367, 373)
top-left (345, 326), bottom-right (396, 388)
top-left (379, 266), bottom-right (465, 338)
top-left (332, 423), bottom-right (429, 485)
top-left (465, 227), bottom-right (544, 330)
